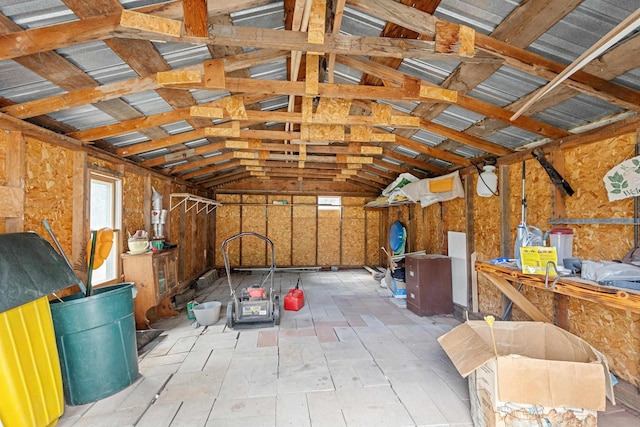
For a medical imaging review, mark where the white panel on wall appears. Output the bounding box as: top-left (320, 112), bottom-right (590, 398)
top-left (448, 231), bottom-right (468, 307)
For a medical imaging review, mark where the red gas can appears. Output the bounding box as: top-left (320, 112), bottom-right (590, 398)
top-left (284, 279), bottom-right (304, 311)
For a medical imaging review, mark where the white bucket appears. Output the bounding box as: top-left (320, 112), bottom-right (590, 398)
top-left (192, 301), bottom-right (222, 326)
top-left (549, 228), bottom-right (574, 263)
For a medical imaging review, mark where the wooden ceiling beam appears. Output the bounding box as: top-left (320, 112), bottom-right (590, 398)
top-left (182, 0), bottom-right (209, 37)
top-left (361, 0), bottom-right (441, 88)
top-left (347, 0), bottom-right (640, 112)
top-left (191, 102), bottom-right (421, 128)
top-left (381, 148), bottom-right (446, 175)
top-left (338, 55), bottom-right (568, 140)
top-left (1, 50), bottom-right (287, 120)
top-left (115, 23), bottom-right (480, 61)
top-left (168, 74), bottom-right (458, 103)
top-left (68, 94), bottom-right (273, 142)
top-left (140, 142), bottom-right (227, 168)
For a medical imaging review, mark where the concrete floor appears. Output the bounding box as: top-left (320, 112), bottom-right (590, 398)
top-left (57, 270), bottom-right (638, 427)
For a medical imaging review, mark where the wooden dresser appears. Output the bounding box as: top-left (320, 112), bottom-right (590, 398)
top-left (121, 248), bottom-right (179, 329)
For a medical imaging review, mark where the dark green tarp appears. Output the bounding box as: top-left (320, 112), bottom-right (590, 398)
top-left (0, 232), bottom-right (81, 313)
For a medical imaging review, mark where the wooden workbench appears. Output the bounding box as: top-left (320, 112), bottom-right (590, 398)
top-left (475, 261), bottom-right (640, 326)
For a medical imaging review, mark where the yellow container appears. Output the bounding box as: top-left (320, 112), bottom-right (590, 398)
top-left (0, 296), bottom-right (64, 427)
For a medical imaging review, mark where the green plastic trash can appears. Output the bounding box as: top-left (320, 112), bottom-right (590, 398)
top-left (49, 283), bottom-right (139, 406)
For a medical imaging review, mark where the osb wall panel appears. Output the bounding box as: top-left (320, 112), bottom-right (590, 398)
top-left (411, 204), bottom-right (426, 252)
top-left (317, 209), bottom-right (341, 266)
top-left (24, 138), bottom-right (74, 254)
top-left (122, 173), bottom-right (145, 251)
top-left (569, 298), bottom-right (640, 387)
top-left (243, 194), bottom-right (267, 205)
top-left (88, 156), bottom-right (116, 171)
top-left (564, 135), bottom-right (634, 260)
top-left (473, 134), bottom-right (639, 386)
top-left (0, 138), bottom-right (6, 181)
top-left (509, 160), bottom-right (552, 242)
top-left (474, 175), bottom-right (501, 261)
top-left (215, 194), bottom-right (241, 267)
top-left (267, 202), bottom-right (292, 267)
top-left (365, 209), bottom-right (381, 266)
top-left (510, 284), bottom-right (554, 322)
top-left (342, 206), bottom-right (365, 266)
top-left (292, 205), bottom-right (316, 266)
top-left (293, 195), bottom-right (317, 204)
top-left (169, 183), bottom-right (183, 260)
top-left (241, 201), bottom-right (267, 267)
top-left (442, 196), bottom-right (465, 233)
top-left (423, 202), bottom-right (444, 255)
top-left (0, 139), bottom-right (5, 233)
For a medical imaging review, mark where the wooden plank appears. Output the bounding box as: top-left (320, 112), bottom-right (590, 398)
top-left (72, 151), bottom-right (88, 280)
top-left (204, 59), bottom-right (226, 89)
top-left (182, 0), bottom-right (209, 37)
top-left (479, 271), bottom-right (552, 323)
top-left (117, 128), bottom-right (209, 156)
top-left (327, 0), bottom-right (346, 83)
top-left (222, 96), bottom-right (248, 120)
top-left (420, 85), bottom-right (458, 103)
top-left (476, 262), bottom-right (640, 314)
top-left (190, 106), bottom-right (224, 118)
top-left (157, 70), bottom-right (201, 85)
top-left (3, 50), bottom-right (284, 120)
top-left (120, 9), bottom-right (182, 36)
top-left (554, 293), bottom-right (569, 329)
top-left (347, 0), bottom-right (640, 111)
top-left (305, 53), bottom-right (319, 94)
top-left (308, 0), bottom-right (326, 45)
top-left (435, 21), bottom-right (474, 57)
top-left (0, 186), bottom-right (23, 218)
top-left (4, 130), bottom-right (24, 232)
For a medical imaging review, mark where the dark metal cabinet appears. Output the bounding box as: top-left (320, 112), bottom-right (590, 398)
top-left (405, 254), bottom-right (452, 316)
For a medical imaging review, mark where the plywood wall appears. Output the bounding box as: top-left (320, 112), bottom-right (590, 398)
top-left (213, 195), bottom-right (378, 268)
top-left (123, 170), bottom-right (145, 249)
top-left (292, 198), bottom-right (317, 266)
top-left (365, 209), bottom-right (381, 266)
top-left (267, 195), bottom-right (292, 267)
top-left (241, 195), bottom-right (267, 267)
top-left (342, 198), bottom-right (366, 266)
top-left (317, 208), bottom-right (341, 266)
top-left (215, 194), bottom-right (241, 267)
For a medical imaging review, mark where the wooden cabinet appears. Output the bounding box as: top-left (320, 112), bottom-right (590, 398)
top-left (405, 254), bottom-right (453, 316)
top-left (121, 248), bottom-right (179, 329)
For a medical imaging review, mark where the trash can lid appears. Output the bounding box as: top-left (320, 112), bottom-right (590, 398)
top-left (0, 232), bottom-right (81, 313)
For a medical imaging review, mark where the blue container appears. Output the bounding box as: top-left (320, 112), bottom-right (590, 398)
top-left (49, 283), bottom-right (139, 406)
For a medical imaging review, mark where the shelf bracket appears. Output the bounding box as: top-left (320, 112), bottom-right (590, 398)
top-left (170, 193), bottom-right (221, 214)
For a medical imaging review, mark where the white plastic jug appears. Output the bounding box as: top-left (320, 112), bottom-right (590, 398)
top-left (549, 227), bottom-right (574, 263)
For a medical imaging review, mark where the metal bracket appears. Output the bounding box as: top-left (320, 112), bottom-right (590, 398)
top-left (170, 193), bottom-right (221, 214)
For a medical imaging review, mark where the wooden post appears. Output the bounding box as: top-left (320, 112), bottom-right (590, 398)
top-left (499, 164), bottom-right (512, 319)
top-left (3, 130), bottom-right (25, 232)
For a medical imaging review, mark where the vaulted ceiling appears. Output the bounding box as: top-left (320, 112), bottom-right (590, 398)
top-left (0, 0), bottom-right (639, 197)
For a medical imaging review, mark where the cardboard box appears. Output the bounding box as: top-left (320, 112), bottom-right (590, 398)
top-left (438, 321), bottom-right (614, 427)
top-left (392, 278), bottom-right (406, 298)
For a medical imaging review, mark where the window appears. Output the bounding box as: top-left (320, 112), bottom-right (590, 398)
top-left (318, 196), bottom-right (341, 211)
top-left (89, 172), bottom-right (122, 285)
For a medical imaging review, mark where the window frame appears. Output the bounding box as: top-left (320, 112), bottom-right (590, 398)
top-left (89, 171), bottom-right (123, 286)
top-left (317, 195), bottom-right (341, 211)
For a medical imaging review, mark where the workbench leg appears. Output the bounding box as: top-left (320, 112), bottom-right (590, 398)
top-left (554, 293), bottom-right (569, 330)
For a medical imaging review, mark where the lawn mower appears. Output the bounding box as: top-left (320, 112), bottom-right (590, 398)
top-left (222, 232), bottom-right (280, 328)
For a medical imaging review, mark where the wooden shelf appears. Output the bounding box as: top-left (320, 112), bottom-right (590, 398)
top-left (170, 193), bottom-right (220, 214)
top-left (475, 261), bottom-right (640, 316)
